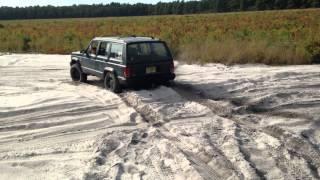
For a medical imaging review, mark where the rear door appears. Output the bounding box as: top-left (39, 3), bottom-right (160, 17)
top-left (126, 42), bottom-right (173, 77)
top-left (109, 42), bottom-right (125, 78)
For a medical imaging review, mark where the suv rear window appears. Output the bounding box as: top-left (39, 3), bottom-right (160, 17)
top-left (127, 42), bottom-right (171, 61)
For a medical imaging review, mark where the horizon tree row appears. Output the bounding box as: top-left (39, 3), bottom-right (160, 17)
top-left (0, 0), bottom-right (319, 20)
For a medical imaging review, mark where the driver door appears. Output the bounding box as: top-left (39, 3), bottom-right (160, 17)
top-left (81, 40), bottom-right (101, 76)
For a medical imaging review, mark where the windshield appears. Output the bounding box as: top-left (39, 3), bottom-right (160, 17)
top-left (127, 42), bottom-right (171, 61)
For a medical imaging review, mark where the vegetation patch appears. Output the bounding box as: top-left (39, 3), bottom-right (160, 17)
top-left (0, 8), bottom-right (319, 65)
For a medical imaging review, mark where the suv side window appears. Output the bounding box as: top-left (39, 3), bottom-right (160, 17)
top-left (98, 42), bottom-right (110, 56)
top-left (87, 41), bottom-right (99, 56)
top-left (110, 43), bottom-right (123, 60)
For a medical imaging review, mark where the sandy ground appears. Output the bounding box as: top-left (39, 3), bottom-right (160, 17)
top-left (0, 54), bottom-right (320, 180)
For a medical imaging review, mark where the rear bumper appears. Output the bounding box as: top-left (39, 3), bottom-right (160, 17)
top-left (119, 73), bottom-right (175, 86)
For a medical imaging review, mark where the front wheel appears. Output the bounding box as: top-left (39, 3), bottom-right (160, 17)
top-left (104, 73), bottom-right (121, 93)
top-left (70, 64), bottom-right (87, 82)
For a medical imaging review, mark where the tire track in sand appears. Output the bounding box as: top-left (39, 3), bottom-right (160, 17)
top-left (121, 87), bottom-right (256, 180)
top-left (172, 82), bottom-right (320, 179)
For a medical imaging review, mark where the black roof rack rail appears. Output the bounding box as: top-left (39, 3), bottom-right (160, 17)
top-left (128, 35), bottom-right (156, 39)
top-left (116, 35), bottom-right (160, 40)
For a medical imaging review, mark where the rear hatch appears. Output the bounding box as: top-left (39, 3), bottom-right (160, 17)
top-left (125, 42), bottom-right (174, 78)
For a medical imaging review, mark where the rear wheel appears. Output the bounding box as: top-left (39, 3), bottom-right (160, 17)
top-left (70, 64), bottom-right (87, 82)
top-left (104, 72), bottom-right (121, 93)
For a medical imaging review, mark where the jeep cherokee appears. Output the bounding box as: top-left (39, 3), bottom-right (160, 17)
top-left (70, 36), bottom-right (175, 93)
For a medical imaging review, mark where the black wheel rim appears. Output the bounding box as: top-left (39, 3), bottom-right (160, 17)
top-left (71, 68), bottom-right (80, 81)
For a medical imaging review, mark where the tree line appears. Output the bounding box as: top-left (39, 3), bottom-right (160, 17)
top-left (0, 0), bottom-right (319, 20)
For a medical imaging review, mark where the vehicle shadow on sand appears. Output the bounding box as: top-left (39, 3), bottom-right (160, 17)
top-left (85, 77), bottom-right (161, 92)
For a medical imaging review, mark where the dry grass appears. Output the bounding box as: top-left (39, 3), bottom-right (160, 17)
top-left (179, 39), bottom-right (309, 65)
top-left (0, 8), bottom-right (319, 65)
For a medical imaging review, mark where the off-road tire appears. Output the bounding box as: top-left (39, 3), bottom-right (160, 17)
top-left (104, 72), bottom-right (121, 93)
top-left (70, 64), bottom-right (87, 82)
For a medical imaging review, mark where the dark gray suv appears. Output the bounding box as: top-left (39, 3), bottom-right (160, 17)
top-left (70, 36), bottom-right (175, 93)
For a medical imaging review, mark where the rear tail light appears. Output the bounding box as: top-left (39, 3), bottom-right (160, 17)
top-left (124, 67), bottom-right (132, 78)
top-left (170, 62), bottom-right (175, 73)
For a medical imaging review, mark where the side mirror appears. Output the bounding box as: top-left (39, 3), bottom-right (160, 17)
top-left (81, 50), bottom-right (90, 57)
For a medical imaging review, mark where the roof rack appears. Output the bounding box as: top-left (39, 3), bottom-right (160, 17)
top-left (126, 35), bottom-right (158, 40)
top-left (95, 36), bottom-right (160, 42)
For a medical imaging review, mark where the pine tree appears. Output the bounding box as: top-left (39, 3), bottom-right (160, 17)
top-left (240, 0), bottom-right (246, 11)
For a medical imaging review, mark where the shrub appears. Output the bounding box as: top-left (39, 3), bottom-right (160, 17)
top-left (22, 36), bottom-right (32, 52)
top-left (306, 41), bottom-right (320, 64)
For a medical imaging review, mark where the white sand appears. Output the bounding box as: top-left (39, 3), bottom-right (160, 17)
top-left (0, 55), bottom-right (319, 179)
